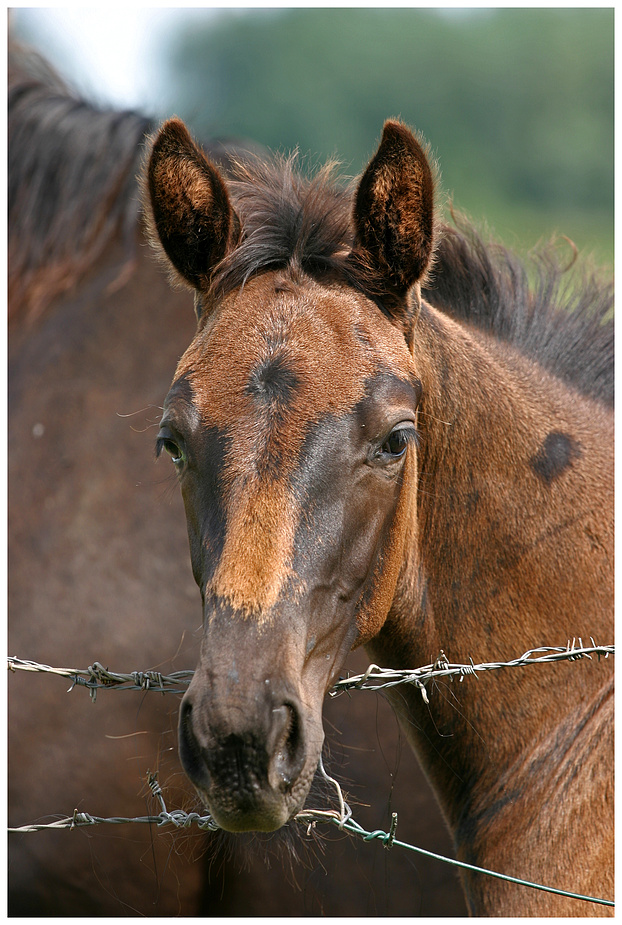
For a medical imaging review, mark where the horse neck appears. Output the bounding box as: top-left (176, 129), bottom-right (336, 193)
top-left (367, 301), bottom-right (613, 829)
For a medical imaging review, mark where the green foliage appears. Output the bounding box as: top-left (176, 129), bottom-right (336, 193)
top-left (160, 8), bottom-right (613, 262)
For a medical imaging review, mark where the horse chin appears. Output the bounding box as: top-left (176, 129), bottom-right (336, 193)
top-left (199, 788), bottom-right (305, 834)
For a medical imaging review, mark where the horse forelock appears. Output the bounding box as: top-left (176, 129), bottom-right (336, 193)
top-left (207, 154), bottom-right (356, 302)
top-left (204, 152), bottom-right (612, 407)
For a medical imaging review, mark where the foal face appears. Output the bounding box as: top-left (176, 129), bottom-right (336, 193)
top-left (159, 273), bottom-right (420, 829)
top-left (146, 116), bottom-right (435, 830)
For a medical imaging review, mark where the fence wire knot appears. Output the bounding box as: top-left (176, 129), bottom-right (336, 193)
top-left (71, 809), bottom-right (95, 828)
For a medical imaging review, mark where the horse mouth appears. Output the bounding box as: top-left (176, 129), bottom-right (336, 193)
top-left (190, 752), bottom-right (314, 834)
top-left (198, 788), bottom-right (299, 834)
top-left (179, 695), bottom-right (320, 833)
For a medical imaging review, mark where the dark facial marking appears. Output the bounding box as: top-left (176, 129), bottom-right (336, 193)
top-left (167, 370), bottom-right (196, 406)
top-left (530, 431), bottom-right (582, 485)
top-left (246, 352), bottom-right (301, 409)
top-left (244, 352), bottom-right (303, 480)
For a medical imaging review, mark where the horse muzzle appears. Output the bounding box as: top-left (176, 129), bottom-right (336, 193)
top-left (178, 669), bottom-right (323, 832)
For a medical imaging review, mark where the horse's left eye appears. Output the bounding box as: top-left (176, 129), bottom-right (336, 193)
top-left (163, 439), bottom-right (183, 464)
top-left (380, 426), bottom-right (416, 460)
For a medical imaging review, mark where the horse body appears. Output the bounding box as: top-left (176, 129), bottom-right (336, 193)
top-left (145, 118), bottom-right (614, 915)
top-left (366, 302), bottom-right (613, 914)
top-left (9, 227), bottom-right (205, 914)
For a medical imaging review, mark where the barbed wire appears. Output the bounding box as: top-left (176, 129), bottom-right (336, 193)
top-left (8, 767), bottom-right (614, 908)
top-left (7, 641), bottom-right (614, 907)
top-left (6, 657), bottom-right (194, 701)
top-left (330, 639), bottom-right (613, 703)
top-left (7, 639), bottom-right (613, 703)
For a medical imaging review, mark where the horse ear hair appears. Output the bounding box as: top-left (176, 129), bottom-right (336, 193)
top-left (351, 120), bottom-right (436, 321)
top-left (144, 118), bottom-right (238, 297)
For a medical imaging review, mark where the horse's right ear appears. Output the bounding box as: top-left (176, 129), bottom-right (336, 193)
top-left (144, 118), bottom-right (239, 299)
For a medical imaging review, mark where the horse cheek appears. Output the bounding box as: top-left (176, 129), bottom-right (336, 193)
top-left (354, 449), bottom-right (418, 646)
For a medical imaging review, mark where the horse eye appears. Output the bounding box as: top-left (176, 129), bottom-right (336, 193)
top-left (164, 440), bottom-right (183, 464)
top-left (156, 433), bottom-right (184, 465)
top-left (381, 427), bottom-right (414, 459)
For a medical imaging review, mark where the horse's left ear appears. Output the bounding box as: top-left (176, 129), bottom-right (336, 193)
top-left (351, 120), bottom-right (436, 333)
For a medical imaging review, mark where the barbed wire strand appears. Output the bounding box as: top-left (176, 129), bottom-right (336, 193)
top-left (7, 641), bottom-right (614, 908)
top-left (8, 767), bottom-right (613, 908)
top-left (331, 639), bottom-right (613, 702)
top-left (7, 640), bottom-right (613, 702)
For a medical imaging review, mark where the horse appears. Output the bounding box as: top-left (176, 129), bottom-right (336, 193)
top-left (8, 40), bottom-right (467, 915)
top-left (143, 116), bottom-right (614, 916)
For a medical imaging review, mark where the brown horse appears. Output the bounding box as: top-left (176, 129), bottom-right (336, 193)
top-left (8, 41), bottom-right (467, 915)
top-left (144, 117), bottom-right (614, 915)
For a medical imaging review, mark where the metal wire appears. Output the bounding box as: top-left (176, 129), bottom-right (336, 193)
top-left (8, 641), bottom-right (614, 908)
top-left (330, 639), bottom-right (613, 702)
top-left (6, 657), bottom-right (194, 701)
top-left (7, 640), bottom-right (613, 702)
top-left (8, 770), bottom-right (614, 908)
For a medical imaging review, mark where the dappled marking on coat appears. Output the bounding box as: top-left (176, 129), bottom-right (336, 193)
top-left (530, 430), bottom-right (582, 484)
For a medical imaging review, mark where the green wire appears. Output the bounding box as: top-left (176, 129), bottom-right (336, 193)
top-left (337, 816), bottom-right (614, 908)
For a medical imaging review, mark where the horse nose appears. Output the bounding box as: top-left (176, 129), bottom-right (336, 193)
top-left (267, 700), bottom-right (305, 792)
top-left (178, 695), bottom-right (212, 794)
top-left (178, 685), bottom-right (307, 830)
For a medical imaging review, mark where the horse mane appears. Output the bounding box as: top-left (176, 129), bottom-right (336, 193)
top-left (425, 221), bottom-right (614, 407)
top-left (211, 155), bottom-right (613, 408)
top-left (8, 39), bottom-right (152, 324)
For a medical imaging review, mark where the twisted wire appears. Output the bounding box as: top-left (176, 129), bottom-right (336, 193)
top-left (8, 778), bottom-right (614, 908)
top-left (7, 640), bottom-right (613, 702)
top-left (8, 641), bottom-right (614, 908)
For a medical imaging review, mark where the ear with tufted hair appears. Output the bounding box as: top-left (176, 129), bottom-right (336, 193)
top-left (350, 120), bottom-right (436, 331)
top-left (144, 118), bottom-right (240, 299)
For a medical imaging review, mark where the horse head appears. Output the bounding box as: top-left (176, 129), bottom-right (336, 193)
top-left (144, 118), bottom-right (435, 832)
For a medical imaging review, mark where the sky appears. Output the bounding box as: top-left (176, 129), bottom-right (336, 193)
top-left (9, 4), bottom-right (588, 116)
top-left (10, 7), bottom-right (215, 113)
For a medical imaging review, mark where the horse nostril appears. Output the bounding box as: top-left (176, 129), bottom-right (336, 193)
top-left (178, 696), bottom-right (212, 792)
top-left (270, 701), bottom-right (305, 792)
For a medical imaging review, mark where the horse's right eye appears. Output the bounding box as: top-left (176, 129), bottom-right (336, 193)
top-left (156, 431), bottom-right (184, 465)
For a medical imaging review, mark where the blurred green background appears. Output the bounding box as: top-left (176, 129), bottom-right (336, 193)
top-left (15, 7), bottom-right (613, 266)
top-left (160, 8), bottom-right (613, 267)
